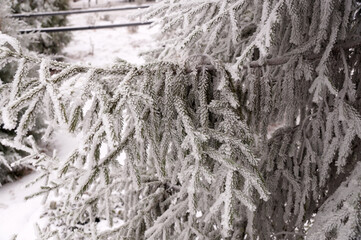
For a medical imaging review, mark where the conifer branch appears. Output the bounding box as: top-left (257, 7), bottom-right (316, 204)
top-left (248, 38), bottom-right (361, 68)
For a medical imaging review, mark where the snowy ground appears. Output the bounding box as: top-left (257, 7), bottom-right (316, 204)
top-left (0, 173), bottom-right (43, 240)
top-left (0, 2), bottom-right (157, 239)
top-left (62, 2), bottom-right (158, 66)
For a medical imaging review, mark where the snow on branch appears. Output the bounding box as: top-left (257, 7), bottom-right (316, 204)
top-left (0, 34), bottom-right (267, 239)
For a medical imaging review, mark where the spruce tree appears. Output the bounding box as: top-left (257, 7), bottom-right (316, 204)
top-left (1, 0), bottom-right (361, 239)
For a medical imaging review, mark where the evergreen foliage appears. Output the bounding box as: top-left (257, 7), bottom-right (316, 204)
top-left (1, 0), bottom-right (361, 239)
top-left (0, 0), bottom-right (69, 185)
top-left (0, 0), bottom-right (34, 185)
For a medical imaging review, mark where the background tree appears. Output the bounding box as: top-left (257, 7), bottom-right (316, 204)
top-left (0, 0), bottom-right (361, 239)
top-left (11, 0), bottom-right (71, 54)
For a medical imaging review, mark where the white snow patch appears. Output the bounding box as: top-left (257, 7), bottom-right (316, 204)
top-left (96, 218), bottom-right (124, 233)
top-left (116, 151), bottom-right (126, 165)
top-left (52, 128), bottom-right (82, 160)
top-left (100, 142), bottom-right (108, 159)
top-left (0, 172), bottom-right (44, 240)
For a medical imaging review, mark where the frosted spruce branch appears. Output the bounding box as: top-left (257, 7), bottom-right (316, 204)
top-left (0, 33), bottom-right (268, 239)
